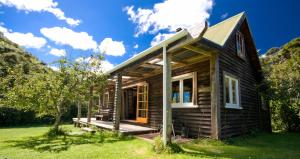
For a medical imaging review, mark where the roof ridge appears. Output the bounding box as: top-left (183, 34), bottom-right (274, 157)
top-left (208, 11), bottom-right (245, 29)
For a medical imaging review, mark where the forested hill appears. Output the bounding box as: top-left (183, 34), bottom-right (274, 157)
top-left (0, 32), bottom-right (46, 76)
top-left (261, 37), bottom-right (300, 65)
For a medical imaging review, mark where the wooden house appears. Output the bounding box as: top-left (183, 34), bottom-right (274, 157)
top-left (99, 12), bottom-right (271, 140)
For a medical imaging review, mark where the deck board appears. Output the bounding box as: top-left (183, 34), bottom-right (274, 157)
top-left (73, 118), bottom-right (157, 135)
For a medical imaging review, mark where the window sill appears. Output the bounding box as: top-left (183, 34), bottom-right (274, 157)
top-left (225, 105), bottom-right (243, 109)
top-left (172, 105), bottom-right (198, 109)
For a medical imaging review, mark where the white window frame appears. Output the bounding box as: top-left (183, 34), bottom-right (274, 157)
top-left (102, 92), bottom-right (110, 108)
top-left (171, 72), bottom-right (197, 108)
top-left (224, 74), bottom-right (241, 109)
top-left (236, 31), bottom-right (246, 60)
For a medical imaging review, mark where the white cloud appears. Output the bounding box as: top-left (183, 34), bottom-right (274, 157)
top-left (101, 60), bottom-right (114, 73)
top-left (151, 32), bottom-right (175, 46)
top-left (99, 38), bottom-right (126, 56)
top-left (0, 0), bottom-right (80, 26)
top-left (40, 27), bottom-right (97, 51)
top-left (0, 25), bottom-right (47, 49)
top-left (49, 48), bottom-right (66, 57)
top-left (133, 44), bottom-right (139, 49)
top-left (75, 57), bottom-right (84, 63)
top-left (75, 57), bottom-right (114, 73)
top-left (48, 65), bottom-right (59, 71)
top-left (221, 13), bottom-right (228, 19)
top-left (125, 0), bottom-right (213, 37)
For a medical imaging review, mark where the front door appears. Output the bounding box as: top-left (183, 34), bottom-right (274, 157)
top-left (136, 83), bottom-right (148, 123)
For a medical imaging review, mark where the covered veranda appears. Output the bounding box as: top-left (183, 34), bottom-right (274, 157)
top-left (107, 22), bottom-right (221, 144)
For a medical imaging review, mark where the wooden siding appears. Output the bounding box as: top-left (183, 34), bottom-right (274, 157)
top-left (218, 21), bottom-right (270, 138)
top-left (146, 60), bottom-right (212, 138)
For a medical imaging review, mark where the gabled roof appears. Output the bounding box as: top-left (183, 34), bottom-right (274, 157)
top-left (108, 12), bottom-right (247, 75)
top-left (203, 12), bottom-right (245, 47)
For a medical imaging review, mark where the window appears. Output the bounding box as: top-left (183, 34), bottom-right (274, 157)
top-left (172, 72), bottom-right (197, 107)
top-left (224, 74), bottom-right (240, 109)
top-left (103, 92), bottom-right (109, 108)
top-left (236, 31), bottom-right (245, 59)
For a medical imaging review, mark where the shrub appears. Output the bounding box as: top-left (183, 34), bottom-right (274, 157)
top-left (45, 127), bottom-right (69, 138)
top-left (153, 136), bottom-right (183, 154)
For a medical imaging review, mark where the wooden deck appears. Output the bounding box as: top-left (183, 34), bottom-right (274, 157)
top-left (73, 118), bottom-right (157, 135)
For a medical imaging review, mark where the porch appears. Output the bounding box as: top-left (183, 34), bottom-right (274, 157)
top-left (103, 22), bottom-right (221, 143)
top-left (73, 118), bottom-right (157, 135)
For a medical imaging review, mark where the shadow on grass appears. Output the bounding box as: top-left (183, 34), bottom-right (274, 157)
top-left (179, 132), bottom-right (300, 159)
top-left (6, 131), bottom-right (134, 153)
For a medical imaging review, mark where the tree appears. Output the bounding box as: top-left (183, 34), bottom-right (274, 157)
top-left (0, 59), bottom-right (80, 130)
top-left (261, 37), bottom-right (300, 132)
top-left (1, 47), bottom-right (108, 131)
top-left (74, 54), bottom-right (108, 123)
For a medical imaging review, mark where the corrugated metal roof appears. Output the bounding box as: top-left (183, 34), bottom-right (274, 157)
top-left (203, 12), bottom-right (245, 47)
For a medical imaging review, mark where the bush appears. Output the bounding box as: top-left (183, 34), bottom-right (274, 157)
top-left (271, 101), bottom-right (300, 132)
top-left (153, 136), bottom-right (183, 154)
top-left (45, 127), bottom-right (69, 138)
top-left (0, 104), bottom-right (85, 127)
top-left (0, 107), bottom-right (36, 126)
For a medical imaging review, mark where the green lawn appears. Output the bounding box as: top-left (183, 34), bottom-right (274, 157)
top-left (0, 125), bottom-right (299, 159)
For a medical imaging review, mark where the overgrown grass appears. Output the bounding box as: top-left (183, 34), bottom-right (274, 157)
top-left (0, 125), bottom-right (299, 159)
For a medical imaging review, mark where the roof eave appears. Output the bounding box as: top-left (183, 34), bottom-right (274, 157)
top-left (107, 29), bottom-right (190, 75)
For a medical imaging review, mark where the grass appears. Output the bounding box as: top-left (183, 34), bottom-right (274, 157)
top-left (0, 125), bottom-right (299, 159)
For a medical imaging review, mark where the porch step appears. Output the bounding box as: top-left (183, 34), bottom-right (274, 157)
top-left (121, 120), bottom-right (150, 127)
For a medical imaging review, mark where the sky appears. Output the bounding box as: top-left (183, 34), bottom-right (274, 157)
top-left (0, 0), bottom-right (299, 71)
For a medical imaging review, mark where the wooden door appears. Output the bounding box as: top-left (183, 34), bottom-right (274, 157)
top-left (136, 83), bottom-right (148, 123)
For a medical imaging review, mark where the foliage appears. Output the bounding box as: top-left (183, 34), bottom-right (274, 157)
top-left (260, 37), bottom-right (300, 132)
top-left (44, 127), bottom-right (69, 138)
top-left (73, 55), bottom-right (108, 122)
top-left (0, 34), bottom-right (108, 130)
top-left (153, 136), bottom-right (165, 154)
top-left (0, 107), bottom-right (56, 127)
top-left (153, 136), bottom-right (183, 154)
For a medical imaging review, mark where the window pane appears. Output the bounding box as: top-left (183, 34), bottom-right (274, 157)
top-left (138, 102), bottom-right (147, 109)
top-left (183, 78), bottom-right (193, 103)
top-left (232, 80), bottom-right (237, 104)
top-left (138, 110), bottom-right (146, 118)
top-left (138, 93), bottom-right (147, 101)
top-left (138, 86), bottom-right (143, 93)
top-left (172, 81), bottom-right (180, 103)
top-left (225, 77), bottom-right (230, 103)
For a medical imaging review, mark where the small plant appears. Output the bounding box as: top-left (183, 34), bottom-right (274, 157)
top-left (44, 127), bottom-right (69, 138)
top-left (153, 136), bottom-right (165, 154)
top-left (153, 136), bottom-right (183, 154)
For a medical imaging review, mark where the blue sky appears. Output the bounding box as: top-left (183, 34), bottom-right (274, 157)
top-left (0, 0), bottom-right (299, 71)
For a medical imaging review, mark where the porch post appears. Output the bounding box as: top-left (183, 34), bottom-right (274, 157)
top-left (210, 54), bottom-right (221, 139)
top-left (113, 74), bottom-right (122, 131)
top-left (162, 45), bottom-right (172, 145)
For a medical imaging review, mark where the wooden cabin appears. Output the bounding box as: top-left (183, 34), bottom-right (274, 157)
top-left (99, 12), bottom-right (271, 139)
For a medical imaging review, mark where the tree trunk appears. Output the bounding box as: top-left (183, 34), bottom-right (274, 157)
top-left (54, 104), bottom-right (62, 130)
top-left (76, 101), bottom-right (81, 127)
top-left (87, 85), bottom-right (94, 123)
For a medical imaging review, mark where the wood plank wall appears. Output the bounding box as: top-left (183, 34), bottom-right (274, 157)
top-left (218, 21), bottom-right (270, 138)
top-left (146, 60), bottom-right (212, 138)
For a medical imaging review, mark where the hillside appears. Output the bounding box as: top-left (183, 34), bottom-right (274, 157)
top-left (0, 32), bottom-right (46, 77)
top-left (261, 37), bottom-right (300, 65)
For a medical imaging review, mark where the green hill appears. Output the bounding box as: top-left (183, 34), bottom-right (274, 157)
top-left (0, 32), bottom-right (46, 77)
top-left (261, 37), bottom-right (300, 65)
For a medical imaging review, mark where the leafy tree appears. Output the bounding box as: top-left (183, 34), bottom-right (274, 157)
top-left (1, 59), bottom-right (80, 130)
top-left (261, 37), bottom-right (300, 132)
top-left (74, 54), bottom-right (108, 123)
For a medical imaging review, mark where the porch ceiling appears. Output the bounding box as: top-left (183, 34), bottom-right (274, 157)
top-left (114, 43), bottom-right (213, 85)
